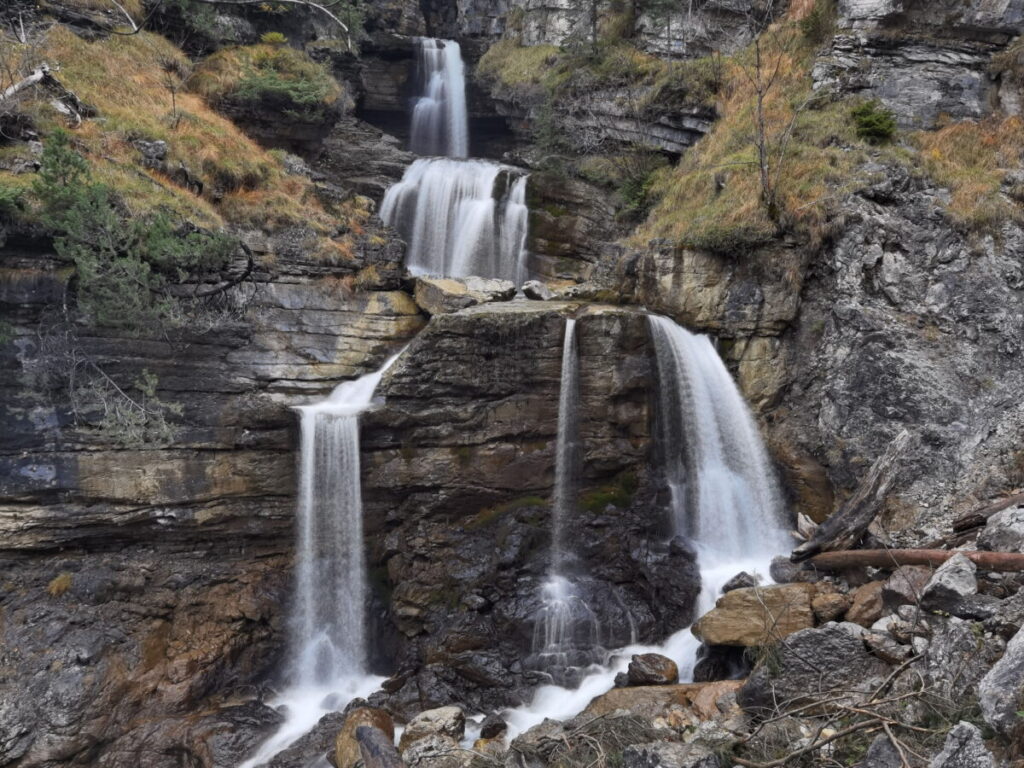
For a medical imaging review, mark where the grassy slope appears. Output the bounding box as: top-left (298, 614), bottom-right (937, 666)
top-left (1, 25), bottom-right (368, 251)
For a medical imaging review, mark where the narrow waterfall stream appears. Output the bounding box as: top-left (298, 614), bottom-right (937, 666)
top-left (530, 319), bottom-right (604, 686)
top-left (381, 37), bottom-right (530, 282)
top-left (500, 315), bottom-right (790, 739)
top-left (239, 359), bottom-right (399, 768)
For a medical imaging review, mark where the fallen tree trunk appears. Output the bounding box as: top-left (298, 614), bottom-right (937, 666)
top-left (791, 430), bottom-right (912, 562)
top-left (808, 549), bottom-right (1024, 572)
top-left (355, 726), bottom-right (403, 768)
top-left (1, 65), bottom-right (53, 103)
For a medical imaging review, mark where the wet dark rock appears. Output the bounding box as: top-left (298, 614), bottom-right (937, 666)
top-left (920, 553), bottom-right (1000, 621)
top-left (479, 714), bottom-right (507, 740)
top-left (692, 645), bottom-right (749, 683)
top-left (267, 711), bottom-right (346, 768)
top-left (627, 654), bottom-right (679, 686)
top-left (722, 571), bottom-right (759, 592)
top-left (522, 280), bottom-right (554, 300)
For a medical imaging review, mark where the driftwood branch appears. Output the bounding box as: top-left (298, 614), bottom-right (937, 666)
top-left (791, 430), bottom-right (912, 562)
top-left (1, 64), bottom-right (53, 102)
top-left (355, 726), bottom-right (403, 768)
top-left (808, 548), bottom-right (1024, 572)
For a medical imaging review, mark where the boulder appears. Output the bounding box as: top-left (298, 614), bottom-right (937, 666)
top-left (691, 584), bottom-right (816, 646)
top-left (978, 506), bottom-right (1024, 553)
top-left (692, 645), bottom-right (748, 683)
top-left (521, 280), bottom-right (554, 300)
top-left (863, 631), bottom-right (912, 665)
top-left (846, 581), bottom-right (885, 627)
top-left (413, 277), bottom-right (515, 316)
top-left (400, 734), bottom-right (469, 768)
top-left (722, 571), bottom-right (760, 592)
top-left (398, 706), bottom-right (466, 751)
top-left (479, 713), bottom-right (507, 740)
top-left (268, 711), bottom-right (345, 768)
top-left (983, 588), bottom-right (1024, 639)
top-left (627, 653), bottom-right (679, 685)
top-left (856, 734), bottom-right (902, 768)
top-left (583, 681), bottom-right (743, 722)
top-left (336, 707), bottom-right (394, 768)
top-left (622, 741), bottom-right (719, 768)
top-left (812, 591), bottom-right (851, 623)
top-left (927, 722), bottom-right (994, 768)
top-left (881, 566), bottom-right (932, 609)
top-left (472, 737), bottom-right (506, 758)
top-left (920, 553), bottom-right (998, 620)
top-left (979, 624), bottom-right (1024, 737)
top-left (738, 622), bottom-right (890, 715)
top-left (924, 615), bottom-right (1005, 701)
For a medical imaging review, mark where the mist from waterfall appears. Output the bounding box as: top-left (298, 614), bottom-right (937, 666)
top-left (501, 314), bottom-right (790, 739)
top-left (380, 158), bottom-right (529, 282)
top-left (410, 38), bottom-right (469, 158)
top-left (238, 358), bottom-right (399, 768)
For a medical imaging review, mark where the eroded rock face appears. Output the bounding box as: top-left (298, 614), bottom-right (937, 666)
top-left (0, 228), bottom-right (424, 764)
top-left (360, 302), bottom-right (700, 715)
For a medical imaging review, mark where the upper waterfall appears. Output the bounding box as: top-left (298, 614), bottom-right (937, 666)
top-left (380, 158), bottom-right (529, 282)
top-left (410, 38), bottom-right (469, 158)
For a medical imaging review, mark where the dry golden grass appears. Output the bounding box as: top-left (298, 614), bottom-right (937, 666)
top-left (2, 25), bottom-right (357, 236)
top-left (913, 116), bottom-right (1024, 230)
top-left (633, 16), bottom-right (915, 252)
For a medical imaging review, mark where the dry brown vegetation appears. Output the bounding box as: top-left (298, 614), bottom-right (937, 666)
top-left (0, 25), bottom-right (356, 237)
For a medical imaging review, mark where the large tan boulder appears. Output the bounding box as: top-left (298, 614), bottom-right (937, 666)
top-left (398, 705), bottom-right (465, 751)
top-left (413, 277), bottom-right (515, 316)
top-left (582, 680), bottom-right (743, 721)
top-left (336, 707), bottom-right (395, 768)
top-left (691, 583), bottom-right (816, 646)
top-left (846, 580), bottom-right (886, 627)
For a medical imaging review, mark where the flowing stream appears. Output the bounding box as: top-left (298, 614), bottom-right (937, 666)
top-left (498, 315), bottom-right (790, 739)
top-left (381, 37), bottom-right (530, 282)
top-left (238, 358), bottom-right (399, 768)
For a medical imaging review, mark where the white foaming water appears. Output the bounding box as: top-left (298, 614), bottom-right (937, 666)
top-left (380, 158), bottom-right (530, 281)
top-left (238, 357), bottom-right (399, 768)
top-left (410, 38), bottom-right (469, 158)
top-left (498, 315), bottom-right (789, 740)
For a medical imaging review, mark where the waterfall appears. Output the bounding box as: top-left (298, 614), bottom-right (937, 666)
top-left (646, 315), bottom-right (790, 569)
top-left (410, 38), bottom-right (469, 159)
top-left (551, 318), bottom-right (579, 568)
top-left (238, 358), bottom-right (398, 768)
top-left (503, 315), bottom-right (790, 738)
top-left (529, 319), bottom-right (604, 686)
top-left (380, 158), bottom-right (529, 282)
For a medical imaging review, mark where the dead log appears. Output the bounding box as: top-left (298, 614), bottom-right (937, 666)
top-left (1, 65), bottom-right (53, 103)
top-left (791, 430), bottom-right (912, 563)
top-left (355, 725), bottom-right (403, 768)
top-left (952, 491), bottom-right (1024, 533)
top-left (808, 549), bottom-right (1024, 572)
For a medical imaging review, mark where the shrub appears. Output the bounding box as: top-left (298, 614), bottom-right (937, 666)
top-left (47, 573), bottom-right (73, 597)
top-left (189, 44), bottom-right (342, 122)
top-left (32, 131), bottom-right (236, 329)
top-left (799, 0), bottom-right (836, 46)
top-left (851, 99), bottom-right (897, 143)
top-left (260, 31), bottom-right (288, 46)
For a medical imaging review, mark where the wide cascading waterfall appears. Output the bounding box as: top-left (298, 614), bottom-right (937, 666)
top-left (383, 36), bottom-right (531, 282)
top-left (410, 38), bottom-right (469, 158)
top-left (502, 314), bottom-right (790, 738)
top-left (647, 315), bottom-right (791, 581)
top-left (530, 319), bottom-right (605, 686)
top-left (239, 358), bottom-right (398, 768)
top-left (380, 158), bottom-right (529, 282)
